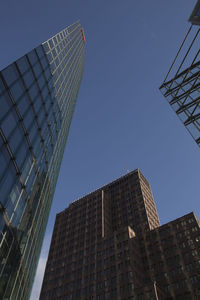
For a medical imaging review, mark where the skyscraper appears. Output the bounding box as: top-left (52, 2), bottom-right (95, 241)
top-left (159, 1), bottom-right (200, 146)
top-left (40, 169), bottom-right (200, 300)
top-left (0, 21), bottom-right (85, 300)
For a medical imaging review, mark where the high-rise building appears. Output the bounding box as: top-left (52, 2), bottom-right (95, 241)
top-left (40, 169), bottom-right (200, 300)
top-left (159, 1), bottom-right (200, 146)
top-left (0, 21), bottom-right (85, 300)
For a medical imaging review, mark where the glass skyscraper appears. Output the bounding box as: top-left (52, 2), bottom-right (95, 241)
top-left (0, 21), bottom-right (85, 300)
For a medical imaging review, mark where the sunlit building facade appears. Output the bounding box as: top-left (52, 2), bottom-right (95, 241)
top-left (0, 21), bottom-right (85, 299)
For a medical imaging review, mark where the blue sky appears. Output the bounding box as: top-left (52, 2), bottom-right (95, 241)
top-left (1, 0), bottom-right (199, 299)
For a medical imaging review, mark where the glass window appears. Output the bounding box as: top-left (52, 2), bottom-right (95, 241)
top-left (21, 155), bottom-right (32, 182)
top-left (41, 85), bottom-right (49, 99)
top-left (0, 148), bottom-right (9, 182)
top-left (42, 125), bottom-right (49, 141)
top-left (53, 37), bottom-right (57, 45)
top-left (28, 121), bottom-right (38, 144)
top-left (28, 50), bottom-right (38, 66)
top-left (47, 52), bottom-right (53, 64)
top-left (2, 64), bottom-right (19, 87)
top-left (47, 108), bottom-right (54, 123)
top-left (37, 74), bottom-right (46, 91)
top-left (33, 96), bottom-right (42, 114)
top-left (33, 62), bottom-right (42, 78)
top-left (42, 43), bottom-right (49, 53)
top-left (33, 137), bottom-right (42, 158)
top-left (44, 67), bottom-right (51, 81)
top-left (0, 163), bottom-right (16, 206)
top-left (45, 96), bottom-right (51, 112)
top-left (39, 55), bottom-right (48, 70)
top-left (23, 108), bottom-right (35, 130)
top-left (0, 77), bottom-right (6, 95)
top-left (11, 192), bottom-right (27, 227)
top-left (15, 139), bottom-right (29, 169)
top-left (54, 58), bottom-right (59, 68)
top-left (37, 107), bottom-right (46, 127)
top-left (46, 144), bottom-right (52, 162)
top-left (29, 83), bottom-right (39, 100)
top-left (17, 56), bottom-right (30, 75)
top-left (56, 45), bottom-right (61, 54)
top-left (0, 91), bottom-right (12, 122)
top-left (1, 110), bottom-right (18, 138)
top-left (5, 182), bottom-right (21, 218)
top-left (48, 78), bottom-right (54, 92)
top-left (9, 126), bottom-right (24, 154)
top-left (17, 94), bottom-right (30, 116)
top-left (23, 70), bottom-right (34, 89)
top-left (0, 212), bottom-right (6, 234)
top-left (10, 79), bottom-right (25, 102)
top-left (48, 40), bottom-right (54, 49)
top-left (0, 134), bottom-right (3, 149)
top-left (36, 45), bottom-right (45, 58)
top-left (25, 165), bottom-right (36, 195)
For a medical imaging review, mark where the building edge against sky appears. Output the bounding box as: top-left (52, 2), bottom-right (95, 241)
top-left (0, 21), bottom-right (85, 299)
top-left (159, 1), bottom-right (200, 146)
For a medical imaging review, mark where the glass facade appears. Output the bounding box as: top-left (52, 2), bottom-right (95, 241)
top-left (0, 21), bottom-right (85, 300)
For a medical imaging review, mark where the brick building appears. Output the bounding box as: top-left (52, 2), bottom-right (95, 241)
top-left (39, 169), bottom-right (200, 300)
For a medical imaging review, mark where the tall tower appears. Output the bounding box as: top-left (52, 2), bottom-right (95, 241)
top-left (0, 22), bottom-right (85, 299)
top-left (160, 1), bottom-right (200, 146)
top-left (40, 170), bottom-right (200, 300)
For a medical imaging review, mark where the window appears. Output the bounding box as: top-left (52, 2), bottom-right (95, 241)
top-left (128, 271), bottom-right (133, 278)
top-left (97, 282), bottom-right (102, 290)
top-left (192, 227), bottom-right (198, 232)
top-left (15, 140), bottom-right (29, 169)
top-left (1, 110), bottom-right (18, 138)
top-left (36, 45), bottom-right (45, 59)
top-left (28, 50), bottom-right (38, 66)
top-left (90, 285), bottom-right (94, 292)
top-left (181, 221), bottom-right (186, 226)
top-left (23, 70), bottom-right (34, 89)
top-left (0, 145), bottom-right (9, 182)
top-left (105, 292), bottom-right (110, 299)
top-left (17, 57), bottom-right (30, 75)
top-left (29, 83), bottom-right (39, 100)
top-left (10, 191), bottom-right (27, 227)
top-left (128, 283), bottom-right (134, 291)
top-left (0, 91), bottom-right (12, 122)
top-left (188, 218), bottom-right (194, 223)
top-left (2, 64), bottom-right (19, 86)
top-left (188, 239), bottom-right (193, 245)
top-left (0, 163), bottom-right (17, 206)
top-left (192, 250), bottom-right (198, 256)
top-left (190, 275), bottom-right (198, 283)
top-left (9, 126), bottom-right (24, 154)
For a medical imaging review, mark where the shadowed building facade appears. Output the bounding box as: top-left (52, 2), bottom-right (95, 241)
top-left (0, 22), bottom-right (85, 299)
top-left (40, 170), bottom-right (200, 300)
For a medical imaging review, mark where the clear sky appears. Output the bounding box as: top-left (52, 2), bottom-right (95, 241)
top-left (1, 0), bottom-right (199, 299)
